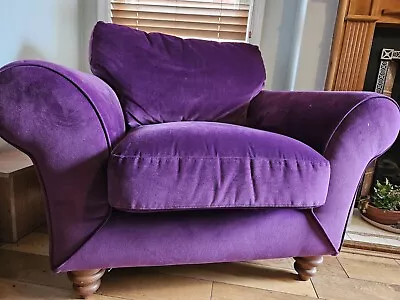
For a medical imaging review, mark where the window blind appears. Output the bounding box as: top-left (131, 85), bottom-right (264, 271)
top-left (110, 0), bottom-right (251, 41)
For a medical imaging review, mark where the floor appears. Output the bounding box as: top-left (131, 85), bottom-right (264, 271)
top-left (345, 209), bottom-right (400, 248)
top-left (0, 228), bottom-right (399, 299)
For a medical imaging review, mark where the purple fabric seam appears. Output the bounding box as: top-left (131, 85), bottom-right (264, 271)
top-left (110, 155), bottom-right (330, 164)
top-left (112, 204), bottom-right (323, 210)
top-left (310, 209), bottom-right (338, 254)
top-left (55, 209), bottom-right (113, 272)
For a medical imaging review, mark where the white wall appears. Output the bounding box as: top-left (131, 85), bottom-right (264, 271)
top-left (0, 0), bottom-right (339, 149)
top-left (259, 0), bottom-right (339, 91)
top-left (259, 0), bottom-right (298, 90)
top-left (296, 0), bottom-right (339, 90)
top-left (0, 0), bottom-right (80, 150)
top-left (78, 0), bottom-right (100, 72)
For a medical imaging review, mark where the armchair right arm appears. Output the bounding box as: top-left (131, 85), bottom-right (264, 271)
top-left (247, 91), bottom-right (400, 250)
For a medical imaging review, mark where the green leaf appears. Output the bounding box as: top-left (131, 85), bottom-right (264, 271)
top-left (371, 178), bottom-right (400, 211)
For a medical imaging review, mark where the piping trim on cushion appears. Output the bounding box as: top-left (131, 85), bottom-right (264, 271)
top-left (111, 154), bottom-right (330, 163)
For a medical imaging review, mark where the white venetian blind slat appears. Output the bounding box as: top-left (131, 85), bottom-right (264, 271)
top-left (111, 0), bottom-right (251, 41)
top-left (112, 10), bottom-right (248, 26)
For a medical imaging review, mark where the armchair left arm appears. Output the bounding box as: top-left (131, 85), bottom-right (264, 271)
top-left (0, 60), bottom-right (126, 270)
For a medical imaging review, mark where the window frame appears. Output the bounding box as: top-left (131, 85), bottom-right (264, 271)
top-left (98, 0), bottom-right (265, 45)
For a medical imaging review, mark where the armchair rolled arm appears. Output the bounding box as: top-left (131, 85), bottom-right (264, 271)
top-left (247, 91), bottom-right (400, 249)
top-left (0, 60), bottom-right (126, 270)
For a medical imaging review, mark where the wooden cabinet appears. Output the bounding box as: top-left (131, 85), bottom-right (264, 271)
top-left (326, 0), bottom-right (400, 91)
top-left (0, 150), bottom-right (45, 242)
top-left (325, 0), bottom-right (400, 197)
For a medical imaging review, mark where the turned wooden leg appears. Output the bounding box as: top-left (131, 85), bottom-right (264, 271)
top-left (67, 269), bottom-right (105, 298)
top-left (294, 256), bottom-right (323, 281)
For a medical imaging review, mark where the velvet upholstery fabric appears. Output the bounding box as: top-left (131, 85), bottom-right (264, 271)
top-left (109, 122), bottom-right (330, 211)
top-left (0, 60), bottom-right (125, 270)
top-left (90, 22), bottom-right (266, 128)
top-left (0, 57), bottom-right (399, 274)
top-left (58, 209), bottom-right (335, 272)
top-left (247, 91), bottom-right (400, 249)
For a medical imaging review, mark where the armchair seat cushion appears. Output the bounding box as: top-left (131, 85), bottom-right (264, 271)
top-left (108, 122), bottom-right (331, 211)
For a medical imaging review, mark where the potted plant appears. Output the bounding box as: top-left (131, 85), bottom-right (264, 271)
top-left (359, 178), bottom-right (400, 225)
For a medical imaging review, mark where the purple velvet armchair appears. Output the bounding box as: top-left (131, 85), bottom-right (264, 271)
top-left (0, 22), bottom-right (399, 298)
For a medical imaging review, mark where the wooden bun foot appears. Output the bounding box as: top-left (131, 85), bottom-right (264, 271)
top-left (67, 269), bottom-right (105, 298)
top-left (294, 256), bottom-right (323, 281)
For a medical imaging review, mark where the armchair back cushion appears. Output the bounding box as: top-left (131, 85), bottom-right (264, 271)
top-left (90, 22), bottom-right (266, 128)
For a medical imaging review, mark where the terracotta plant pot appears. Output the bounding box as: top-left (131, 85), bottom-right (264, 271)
top-left (359, 199), bottom-right (400, 225)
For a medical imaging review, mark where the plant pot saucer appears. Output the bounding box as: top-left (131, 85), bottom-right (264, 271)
top-left (360, 212), bottom-right (400, 234)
